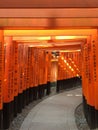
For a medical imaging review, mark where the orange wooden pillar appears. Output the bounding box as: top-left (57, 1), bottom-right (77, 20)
top-left (83, 40), bottom-right (94, 127)
top-left (28, 46), bottom-right (34, 102)
top-left (26, 46), bottom-right (31, 105)
top-left (31, 47), bottom-right (35, 100)
top-left (13, 41), bottom-right (19, 117)
top-left (37, 49), bottom-right (41, 99)
top-left (43, 51), bottom-right (47, 96)
top-left (33, 48), bottom-right (39, 100)
top-left (81, 37), bottom-right (96, 129)
top-left (88, 39), bottom-right (96, 128)
top-left (57, 54), bottom-right (63, 92)
top-left (23, 44), bottom-right (28, 105)
top-left (31, 48), bottom-right (36, 100)
top-left (91, 35), bottom-right (98, 128)
top-left (37, 49), bottom-right (43, 99)
top-left (42, 51), bottom-right (47, 97)
top-left (0, 30), bottom-right (4, 129)
top-left (3, 37), bottom-right (14, 129)
top-left (81, 42), bottom-right (88, 119)
top-left (17, 44), bottom-right (22, 112)
top-left (24, 44), bottom-right (32, 105)
top-left (44, 51), bottom-right (49, 95)
top-left (31, 48), bottom-right (37, 100)
top-left (46, 52), bottom-right (51, 95)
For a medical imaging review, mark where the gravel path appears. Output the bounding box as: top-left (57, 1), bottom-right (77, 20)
top-left (7, 99), bottom-right (46, 130)
top-left (6, 86), bottom-right (89, 130)
top-left (75, 103), bottom-right (90, 130)
top-left (7, 87), bottom-right (56, 130)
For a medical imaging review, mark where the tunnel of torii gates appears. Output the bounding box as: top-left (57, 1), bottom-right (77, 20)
top-left (0, 29), bottom-right (98, 129)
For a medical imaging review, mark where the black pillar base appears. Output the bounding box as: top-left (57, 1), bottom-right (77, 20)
top-left (23, 90), bottom-right (26, 108)
top-left (26, 88), bottom-right (30, 105)
top-left (10, 100), bottom-right (14, 121)
top-left (0, 110), bottom-right (3, 130)
top-left (17, 93), bottom-right (23, 113)
top-left (57, 77), bottom-right (82, 92)
top-left (83, 96), bottom-right (88, 119)
top-left (38, 85), bottom-right (45, 99)
top-left (46, 82), bottom-right (51, 95)
top-left (14, 96), bottom-right (18, 117)
top-left (3, 102), bottom-right (11, 129)
top-left (29, 87), bottom-right (33, 103)
top-left (61, 80), bottom-right (63, 90)
top-left (44, 84), bottom-right (47, 96)
top-left (56, 80), bottom-right (60, 93)
top-left (95, 109), bottom-right (98, 128)
top-left (33, 87), bottom-right (38, 100)
top-left (38, 85), bottom-right (42, 99)
top-left (42, 84), bottom-right (45, 97)
top-left (87, 105), bottom-right (96, 129)
top-left (83, 95), bottom-right (96, 129)
top-left (59, 80), bottom-right (61, 90)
